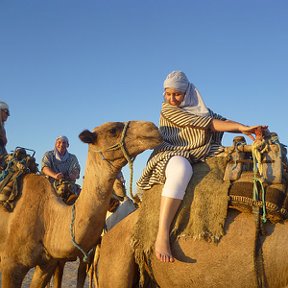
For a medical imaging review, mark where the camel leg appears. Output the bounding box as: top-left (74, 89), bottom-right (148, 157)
top-left (76, 259), bottom-right (88, 288)
top-left (77, 247), bottom-right (96, 288)
top-left (98, 212), bottom-right (138, 288)
top-left (88, 265), bottom-right (94, 288)
top-left (1, 263), bottom-right (29, 288)
top-left (30, 261), bottom-right (58, 288)
top-left (52, 260), bottom-right (65, 288)
top-left (93, 244), bottom-right (101, 288)
top-left (155, 196), bottom-right (182, 262)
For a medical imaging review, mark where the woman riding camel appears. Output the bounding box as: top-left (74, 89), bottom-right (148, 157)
top-left (137, 70), bottom-right (267, 263)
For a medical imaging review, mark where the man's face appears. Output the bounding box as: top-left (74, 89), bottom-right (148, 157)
top-left (55, 139), bottom-right (68, 155)
top-left (1, 109), bottom-right (9, 122)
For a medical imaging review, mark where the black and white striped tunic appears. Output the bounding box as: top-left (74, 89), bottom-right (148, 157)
top-left (136, 102), bottom-right (226, 190)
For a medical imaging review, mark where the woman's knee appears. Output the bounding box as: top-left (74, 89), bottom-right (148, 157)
top-left (162, 156), bottom-right (193, 199)
top-left (165, 156), bottom-right (193, 180)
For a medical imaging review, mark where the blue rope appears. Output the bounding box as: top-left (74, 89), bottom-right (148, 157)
top-left (0, 160), bottom-right (14, 181)
top-left (70, 204), bottom-right (92, 263)
top-left (0, 170), bottom-right (9, 182)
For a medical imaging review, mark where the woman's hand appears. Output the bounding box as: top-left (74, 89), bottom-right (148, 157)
top-left (240, 125), bottom-right (268, 141)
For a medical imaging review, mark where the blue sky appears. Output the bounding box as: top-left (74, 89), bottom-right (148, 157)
top-left (1, 0), bottom-right (287, 192)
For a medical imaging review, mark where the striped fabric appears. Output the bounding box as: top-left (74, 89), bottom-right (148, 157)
top-left (136, 102), bottom-right (226, 190)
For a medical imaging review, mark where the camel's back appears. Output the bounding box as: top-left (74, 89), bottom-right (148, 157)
top-left (2, 174), bottom-right (56, 235)
top-left (21, 173), bottom-right (54, 200)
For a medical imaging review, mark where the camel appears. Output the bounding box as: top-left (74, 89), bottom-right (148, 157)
top-left (97, 168), bottom-right (288, 287)
top-left (47, 176), bottom-right (130, 288)
top-left (0, 120), bottom-right (162, 288)
top-left (91, 195), bottom-right (138, 288)
top-left (98, 204), bottom-right (288, 288)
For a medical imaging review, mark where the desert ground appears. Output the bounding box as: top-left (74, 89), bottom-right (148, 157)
top-left (0, 258), bottom-right (90, 288)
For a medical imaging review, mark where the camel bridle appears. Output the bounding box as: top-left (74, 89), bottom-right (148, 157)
top-left (90, 121), bottom-right (136, 200)
top-left (91, 121), bottom-right (132, 161)
top-left (70, 121), bottom-right (137, 262)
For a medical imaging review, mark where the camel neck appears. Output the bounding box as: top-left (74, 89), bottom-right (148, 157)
top-left (70, 151), bottom-right (119, 250)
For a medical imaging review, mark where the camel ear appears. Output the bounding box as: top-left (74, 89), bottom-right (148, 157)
top-left (79, 130), bottom-right (97, 144)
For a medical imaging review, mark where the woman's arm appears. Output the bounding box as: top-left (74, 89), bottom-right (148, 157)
top-left (210, 119), bottom-right (268, 141)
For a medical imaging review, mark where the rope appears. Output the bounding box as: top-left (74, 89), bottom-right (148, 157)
top-left (120, 144), bottom-right (135, 201)
top-left (252, 145), bottom-right (267, 223)
top-left (69, 122), bottom-right (137, 261)
top-left (70, 122), bottom-right (136, 260)
top-left (90, 121), bottom-right (136, 201)
top-left (91, 121), bottom-right (130, 154)
top-left (70, 204), bottom-right (93, 263)
top-left (251, 140), bottom-right (268, 288)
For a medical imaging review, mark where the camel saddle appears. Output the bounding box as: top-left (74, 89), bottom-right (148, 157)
top-left (53, 179), bottom-right (81, 205)
top-left (225, 133), bottom-right (288, 223)
top-left (0, 147), bottom-right (39, 211)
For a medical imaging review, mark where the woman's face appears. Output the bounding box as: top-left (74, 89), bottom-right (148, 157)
top-left (164, 88), bottom-right (185, 107)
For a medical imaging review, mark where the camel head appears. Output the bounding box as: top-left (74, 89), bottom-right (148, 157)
top-left (79, 121), bottom-right (162, 168)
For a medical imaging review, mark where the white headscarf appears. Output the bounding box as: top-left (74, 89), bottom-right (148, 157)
top-left (56, 135), bottom-right (69, 145)
top-left (54, 135), bottom-right (69, 161)
top-left (0, 101), bottom-right (10, 124)
top-left (0, 101), bottom-right (9, 112)
top-left (163, 71), bottom-right (209, 116)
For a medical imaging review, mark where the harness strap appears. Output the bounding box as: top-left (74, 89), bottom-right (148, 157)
top-left (70, 122), bottom-right (135, 260)
top-left (70, 204), bottom-right (93, 263)
top-left (90, 121), bottom-right (136, 201)
top-left (251, 142), bottom-right (267, 288)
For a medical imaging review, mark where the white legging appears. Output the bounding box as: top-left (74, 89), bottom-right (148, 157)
top-left (162, 156), bottom-right (193, 200)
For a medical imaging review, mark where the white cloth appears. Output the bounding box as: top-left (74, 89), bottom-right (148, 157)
top-left (180, 83), bottom-right (209, 116)
top-left (163, 71), bottom-right (209, 117)
top-left (0, 101), bottom-right (9, 111)
top-left (0, 101), bottom-right (9, 123)
top-left (163, 71), bottom-right (189, 92)
top-left (54, 149), bottom-right (69, 161)
top-left (161, 156), bottom-right (193, 200)
top-left (56, 135), bottom-right (69, 145)
top-left (105, 197), bottom-right (137, 231)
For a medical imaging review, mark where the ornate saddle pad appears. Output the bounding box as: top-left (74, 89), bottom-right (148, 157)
top-left (0, 147), bottom-right (38, 211)
top-left (229, 172), bottom-right (288, 223)
top-left (53, 179), bottom-right (81, 205)
top-left (224, 134), bottom-right (288, 223)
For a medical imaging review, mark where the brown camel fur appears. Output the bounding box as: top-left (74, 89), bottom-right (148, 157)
top-left (98, 191), bottom-right (288, 288)
top-left (0, 121), bottom-right (162, 288)
top-left (48, 176), bottom-right (129, 288)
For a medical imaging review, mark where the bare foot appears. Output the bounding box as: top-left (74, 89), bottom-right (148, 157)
top-left (155, 233), bottom-right (175, 263)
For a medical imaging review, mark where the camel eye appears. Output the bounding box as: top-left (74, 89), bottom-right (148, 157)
top-left (109, 128), bottom-right (118, 136)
